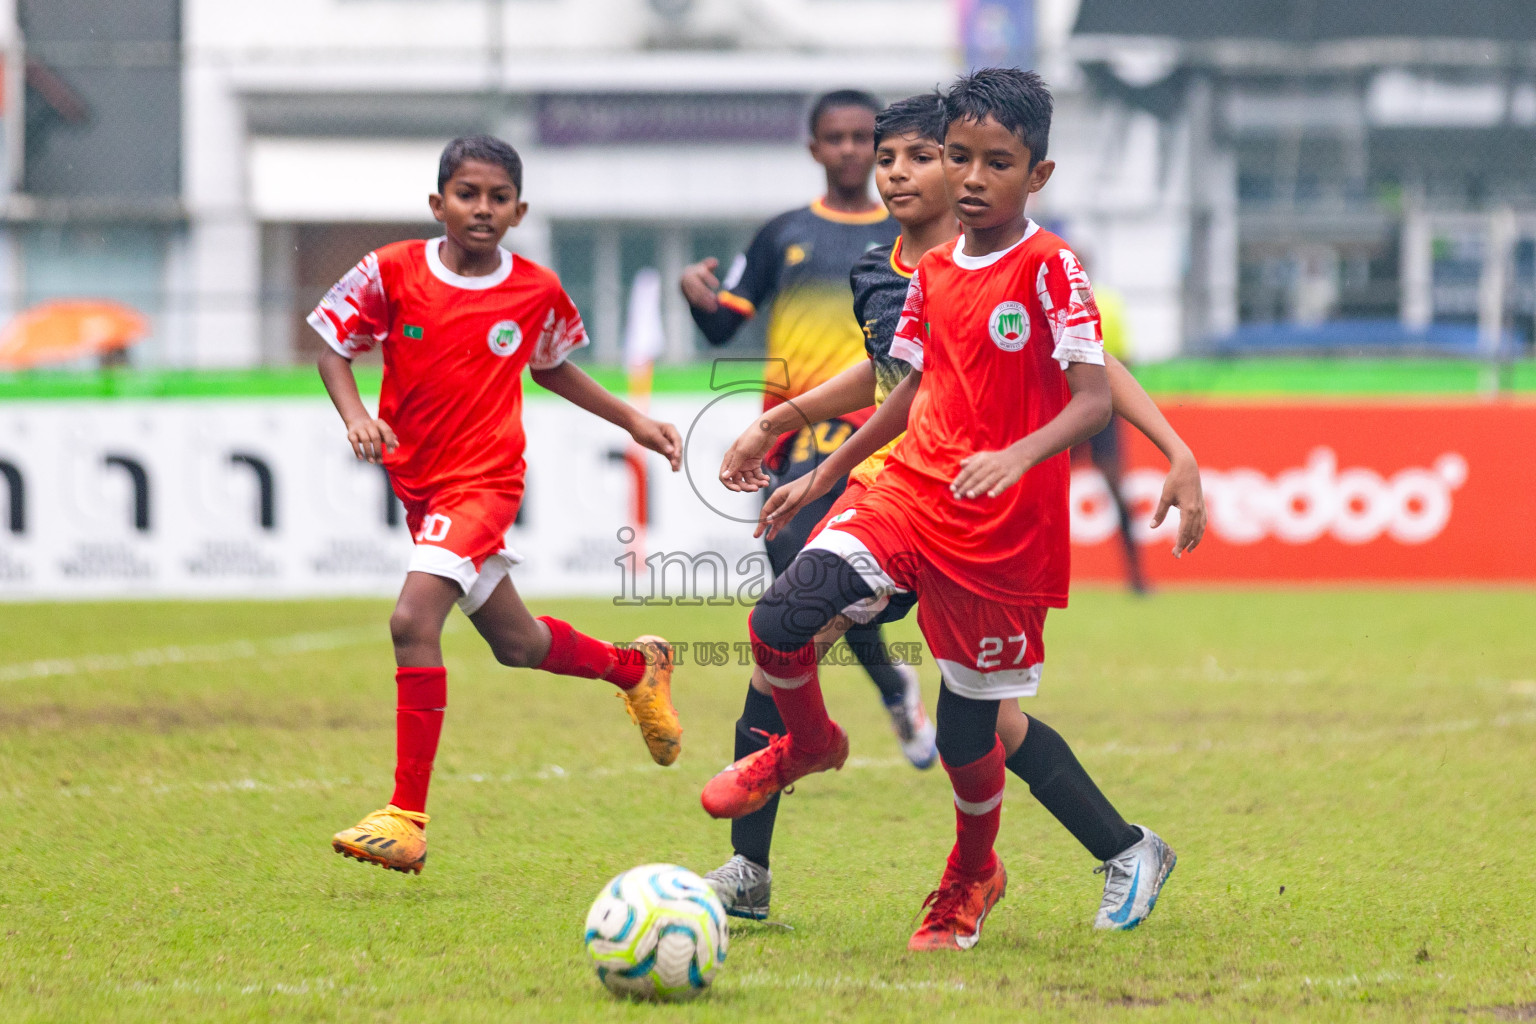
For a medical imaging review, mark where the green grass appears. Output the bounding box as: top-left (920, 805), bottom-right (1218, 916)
top-left (2, 357), bottom-right (1535, 401)
top-left (2, 591), bottom-right (1534, 1022)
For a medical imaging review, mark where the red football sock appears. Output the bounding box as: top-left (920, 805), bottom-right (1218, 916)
top-left (536, 616), bottom-right (645, 689)
top-left (391, 665), bottom-right (447, 818)
top-left (750, 622), bottom-right (833, 753)
top-left (943, 737), bottom-right (1006, 880)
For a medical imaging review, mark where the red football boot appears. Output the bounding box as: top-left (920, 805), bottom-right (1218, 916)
top-left (700, 724), bottom-right (850, 819)
top-left (907, 858), bottom-right (1008, 951)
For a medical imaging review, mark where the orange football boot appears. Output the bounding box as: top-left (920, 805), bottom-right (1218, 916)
top-left (617, 635), bottom-right (682, 766)
top-left (332, 805), bottom-right (429, 874)
top-left (700, 723), bottom-right (849, 819)
top-left (908, 858), bottom-right (1008, 951)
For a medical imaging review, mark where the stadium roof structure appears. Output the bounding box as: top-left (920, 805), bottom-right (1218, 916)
top-left (1073, 0), bottom-right (1536, 43)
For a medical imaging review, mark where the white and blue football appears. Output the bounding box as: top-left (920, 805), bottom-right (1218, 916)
top-left (583, 863), bottom-right (729, 1001)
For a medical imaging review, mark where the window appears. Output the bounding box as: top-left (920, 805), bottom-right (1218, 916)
top-left (550, 220), bottom-right (759, 364)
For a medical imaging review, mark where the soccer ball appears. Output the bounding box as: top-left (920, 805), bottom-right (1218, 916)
top-left (583, 863), bottom-right (728, 1001)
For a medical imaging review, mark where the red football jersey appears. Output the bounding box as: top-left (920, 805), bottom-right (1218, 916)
top-left (308, 239), bottom-right (588, 506)
top-left (872, 221), bottom-right (1105, 606)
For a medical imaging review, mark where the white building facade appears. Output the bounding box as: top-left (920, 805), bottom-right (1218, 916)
top-left (1, 0), bottom-right (1212, 369)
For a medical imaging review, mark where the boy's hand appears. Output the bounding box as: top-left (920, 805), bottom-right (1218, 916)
top-left (719, 420), bottom-right (777, 492)
top-left (1152, 455), bottom-right (1206, 557)
top-left (679, 258), bottom-right (721, 312)
top-left (631, 417), bottom-right (683, 471)
top-left (951, 448), bottom-right (1032, 500)
top-left (756, 471), bottom-right (826, 540)
top-left (345, 417), bottom-right (398, 464)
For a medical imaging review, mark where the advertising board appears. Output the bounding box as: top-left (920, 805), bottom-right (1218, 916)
top-left (1, 397), bottom-right (1529, 599)
top-left (1071, 402), bottom-right (1536, 583)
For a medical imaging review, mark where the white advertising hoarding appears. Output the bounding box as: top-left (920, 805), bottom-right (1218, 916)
top-left (0, 395), bottom-right (768, 601)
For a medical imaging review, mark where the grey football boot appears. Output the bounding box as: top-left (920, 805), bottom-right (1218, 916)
top-left (704, 854), bottom-right (772, 921)
top-left (1093, 826), bottom-right (1176, 930)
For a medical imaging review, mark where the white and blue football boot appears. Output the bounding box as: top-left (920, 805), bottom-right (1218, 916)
top-left (887, 662), bottom-right (938, 770)
top-left (1093, 826), bottom-right (1176, 930)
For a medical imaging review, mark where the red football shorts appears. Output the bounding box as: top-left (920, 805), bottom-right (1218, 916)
top-left (805, 499), bottom-right (1047, 701)
top-left (807, 477), bottom-right (870, 542)
top-left (401, 483), bottom-right (525, 615)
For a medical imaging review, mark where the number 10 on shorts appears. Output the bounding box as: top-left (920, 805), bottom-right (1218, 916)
top-left (416, 513), bottom-right (453, 544)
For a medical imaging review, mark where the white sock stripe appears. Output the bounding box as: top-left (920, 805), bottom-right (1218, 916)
top-left (762, 668), bottom-right (814, 689)
top-left (952, 789), bottom-right (1004, 816)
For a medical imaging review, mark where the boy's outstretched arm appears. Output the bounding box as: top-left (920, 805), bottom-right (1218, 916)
top-left (719, 360), bottom-right (878, 492)
top-left (756, 369), bottom-right (921, 539)
top-left (683, 259), bottom-right (748, 345)
top-left (681, 224), bottom-right (778, 346)
top-left (951, 362), bottom-right (1111, 500)
top-left (318, 349), bottom-right (397, 464)
top-left (1105, 353), bottom-right (1206, 556)
top-left (529, 361), bottom-right (682, 471)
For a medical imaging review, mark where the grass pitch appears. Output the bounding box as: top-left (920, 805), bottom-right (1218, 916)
top-left (2, 589), bottom-right (1533, 1022)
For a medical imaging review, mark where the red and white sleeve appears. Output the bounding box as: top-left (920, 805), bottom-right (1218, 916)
top-left (528, 288), bottom-right (591, 370)
top-left (888, 267), bottom-right (927, 371)
top-left (307, 252), bottom-right (392, 358)
top-left (1036, 249), bottom-right (1105, 369)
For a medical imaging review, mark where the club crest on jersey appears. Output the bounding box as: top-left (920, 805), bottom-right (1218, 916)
top-left (988, 301), bottom-right (1029, 352)
top-left (487, 320), bottom-right (522, 357)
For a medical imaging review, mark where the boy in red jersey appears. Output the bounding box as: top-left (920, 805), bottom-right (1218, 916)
top-left (311, 135), bottom-right (684, 875)
top-left (700, 71), bottom-right (1176, 948)
top-left (704, 93), bottom-right (1202, 924)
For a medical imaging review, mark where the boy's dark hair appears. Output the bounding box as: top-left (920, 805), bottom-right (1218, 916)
top-left (437, 134), bottom-right (523, 195)
top-left (873, 92), bottom-right (947, 148)
top-left (808, 89), bottom-right (882, 137)
top-left (943, 68), bottom-right (1053, 165)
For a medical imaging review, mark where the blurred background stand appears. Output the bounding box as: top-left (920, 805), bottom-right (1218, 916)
top-left (0, 298), bottom-right (145, 369)
top-left (0, 0), bottom-right (1528, 387)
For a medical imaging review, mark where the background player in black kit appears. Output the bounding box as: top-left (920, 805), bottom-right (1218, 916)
top-left (679, 90), bottom-right (931, 759)
top-left (680, 89), bottom-right (937, 914)
top-left (703, 93), bottom-right (956, 918)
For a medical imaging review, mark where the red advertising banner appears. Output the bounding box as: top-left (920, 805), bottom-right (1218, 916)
top-left (1070, 401), bottom-right (1536, 583)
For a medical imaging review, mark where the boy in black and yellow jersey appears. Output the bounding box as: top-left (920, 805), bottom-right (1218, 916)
top-left (682, 89), bottom-right (899, 561)
top-left (680, 88), bottom-right (932, 893)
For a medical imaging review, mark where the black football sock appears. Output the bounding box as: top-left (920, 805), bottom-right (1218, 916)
top-left (729, 685), bottom-right (786, 870)
top-left (843, 621), bottom-right (907, 707)
top-left (1006, 714), bottom-right (1142, 861)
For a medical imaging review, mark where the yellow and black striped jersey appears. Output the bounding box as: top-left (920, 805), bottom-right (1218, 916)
top-left (847, 236), bottom-right (917, 486)
top-left (692, 199), bottom-right (899, 405)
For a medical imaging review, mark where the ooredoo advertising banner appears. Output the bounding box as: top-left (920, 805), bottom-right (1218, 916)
top-left (1069, 401), bottom-right (1536, 584)
top-left (0, 397), bottom-right (1530, 599)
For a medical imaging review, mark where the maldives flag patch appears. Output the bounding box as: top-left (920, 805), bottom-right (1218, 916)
top-left (403, 325), bottom-right (424, 339)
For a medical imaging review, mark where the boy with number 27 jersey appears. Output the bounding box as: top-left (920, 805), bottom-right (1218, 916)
top-left (702, 71), bottom-right (1179, 951)
top-left (877, 223), bottom-right (1102, 606)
